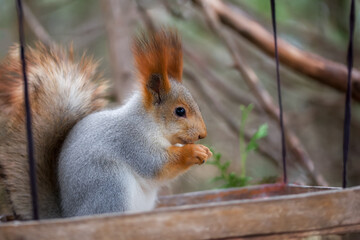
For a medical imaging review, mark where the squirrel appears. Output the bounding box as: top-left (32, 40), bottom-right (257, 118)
top-left (0, 29), bottom-right (212, 220)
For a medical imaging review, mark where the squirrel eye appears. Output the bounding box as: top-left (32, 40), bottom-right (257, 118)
top-left (175, 107), bottom-right (186, 117)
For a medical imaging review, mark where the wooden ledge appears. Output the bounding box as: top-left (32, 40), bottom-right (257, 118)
top-left (157, 183), bottom-right (339, 208)
top-left (0, 184), bottom-right (358, 240)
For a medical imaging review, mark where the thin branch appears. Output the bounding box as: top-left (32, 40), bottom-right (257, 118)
top-left (22, 2), bottom-right (53, 47)
top-left (183, 46), bottom-right (257, 108)
top-left (65, 18), bottom-right (104, 37)
top-left (198, 0), bottom-right (327, 186)
top-left (161, 0), bottom-right (186, 20)
top-left (135, 4), bottom-right (282, 169)
top-left (192, 0), bottom-right (360, 101)
top-left (21, 2), bottom-right (103, 50)
top-left (136, 0), bottom-right (156, 32)
top-left (139, 1), bottom-right (257, 110)
top-left (101, 0), bottom-right (137, 102)
top-left (184, 68), bottom-right (280, 166)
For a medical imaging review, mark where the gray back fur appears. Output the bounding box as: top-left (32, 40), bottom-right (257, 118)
top-left (58, 92), bottom-right (169, 217)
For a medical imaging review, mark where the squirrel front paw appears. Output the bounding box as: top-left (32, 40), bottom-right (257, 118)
top-left (187, 144), bottom-right (212, 165)
top-left (160, 144), bottom-right (213, 180)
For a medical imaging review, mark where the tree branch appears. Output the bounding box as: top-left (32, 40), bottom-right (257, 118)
top-left (183, 46), bottom-right (257, 108)
top-left (21, 3), bottom-right (103, 50)
top-left (136, 0), bottom-right (156, 32)
top-left (192, 0), bottom-right (360, 101)
top-left (101, 0), bottom-right (137, 102)
top-left (135, 3), bottom-right (281, 169)
top-left (184, 68), bottom-right (280, 166)
top-left (22, 2), bottom-right (54, 47)
top-left (198, 0), bottom-right (328, 186)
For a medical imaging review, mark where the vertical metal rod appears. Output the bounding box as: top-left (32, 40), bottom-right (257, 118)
top-left (16, 0), bottom-right (39, 220)
top-left (343, 0), bottom-right (355, 189)
top-left (270, 0), bottom-right (287, 184)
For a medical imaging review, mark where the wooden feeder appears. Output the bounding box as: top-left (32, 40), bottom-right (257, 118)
top-left (1, 1), bottom-right (359, 239)
top-left (1, 184), bottom-right (360, 239)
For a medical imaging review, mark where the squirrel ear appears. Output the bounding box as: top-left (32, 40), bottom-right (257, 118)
top-left (166, 31), bottom-right (182, 82)
top-left (133, 29), bottom-right (179, 108)
top-left (147, 74), bottom-right (164, 104)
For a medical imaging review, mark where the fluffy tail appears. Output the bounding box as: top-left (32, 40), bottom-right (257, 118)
top-left (0, 43), bottom-right (108, 219)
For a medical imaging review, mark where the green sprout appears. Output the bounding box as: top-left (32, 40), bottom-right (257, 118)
top-left (207, 104), bottom-right (268, 188)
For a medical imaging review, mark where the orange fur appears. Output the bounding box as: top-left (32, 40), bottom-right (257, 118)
top-left (165, 30), bottom-right (183, 82)
top-left (0, 43), bottom-right (107, 126)
top-left (132, 30), bottom-right (183, 108)
top-left (157, 144), bottom-right (212, 180)
top-left (0, 43), bottom-right (108, 219)
top-left (0, 45), bottom-right (26, 123)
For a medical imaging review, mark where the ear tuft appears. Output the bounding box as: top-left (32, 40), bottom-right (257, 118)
top-left (133, 29), bottom-right (183, 108)
top-left (147, 74), bottom-right (162, 104)
top-left (165, 30), bottom-right (183, 82)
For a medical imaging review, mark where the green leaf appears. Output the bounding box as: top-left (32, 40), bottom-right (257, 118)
top-left (206, 160), bottom-right (216, 165)
top-left (222, 161), bottom-right (230, 171)
top-left (246, 124), bottom-right (268, 152)
top-left (208, 146), bottom-right (256, 189)
top-left (210, 176), bottom-right (224, 183)
top-left (240, 104), bottom-right (254, 124)
top-left (255, 124), bottom-right (268, 139)
top-left (246, 142), bottom-right (259, 152)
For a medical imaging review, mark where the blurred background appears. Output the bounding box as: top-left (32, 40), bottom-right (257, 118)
top-left (1, 0), bottom-right (359, 193)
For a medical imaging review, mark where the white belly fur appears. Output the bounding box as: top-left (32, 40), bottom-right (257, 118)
top-left (127, 171), bottom-right (160, 212)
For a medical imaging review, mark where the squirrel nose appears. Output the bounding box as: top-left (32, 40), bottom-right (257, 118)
top-left (198, 119), bottom-right (207, 140)
top-left (198, 131), bottom-right (207, 140)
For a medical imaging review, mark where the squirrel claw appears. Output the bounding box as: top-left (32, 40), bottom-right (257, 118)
top-left (191, 144), bottom-right (211, 165)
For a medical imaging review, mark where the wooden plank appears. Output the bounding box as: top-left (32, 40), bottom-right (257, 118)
top-left (234, 225), bottom-right (360, 240)
top-left (0, 185), bottom-right (359, 240)
top-left (232, 224), bottom-right (360, 240)
top-left (157, 184), bottom-right (338, 207)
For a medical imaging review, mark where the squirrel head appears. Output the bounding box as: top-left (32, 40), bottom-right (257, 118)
top-left (133, 29), bottom-right (207, 145)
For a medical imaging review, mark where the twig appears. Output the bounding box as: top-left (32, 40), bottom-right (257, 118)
top-left (184, 68), bottom-right (280, 166)
top-left (199, 0), bottom-right (327, 186)
top-left (135, 3), bottom-right (282, 168)
top-left (138, 2), bottom-right (257, 110)
top-left (20, 2), bottom-right (103, 50)
top-left (69, 18), bottom-right (103, 36)
top-left (183, 46), bottom-right (257, 108)
top-left (101, 0), bottom-right (137, 102)
top-left (192, 0), bottom-right (360, 102)
top-left (161, 0), bottom-right (186, 20)
top-left (22, 2), bottom-right (53, 47)
top-left (136, 0), bottom-right (156, 32)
